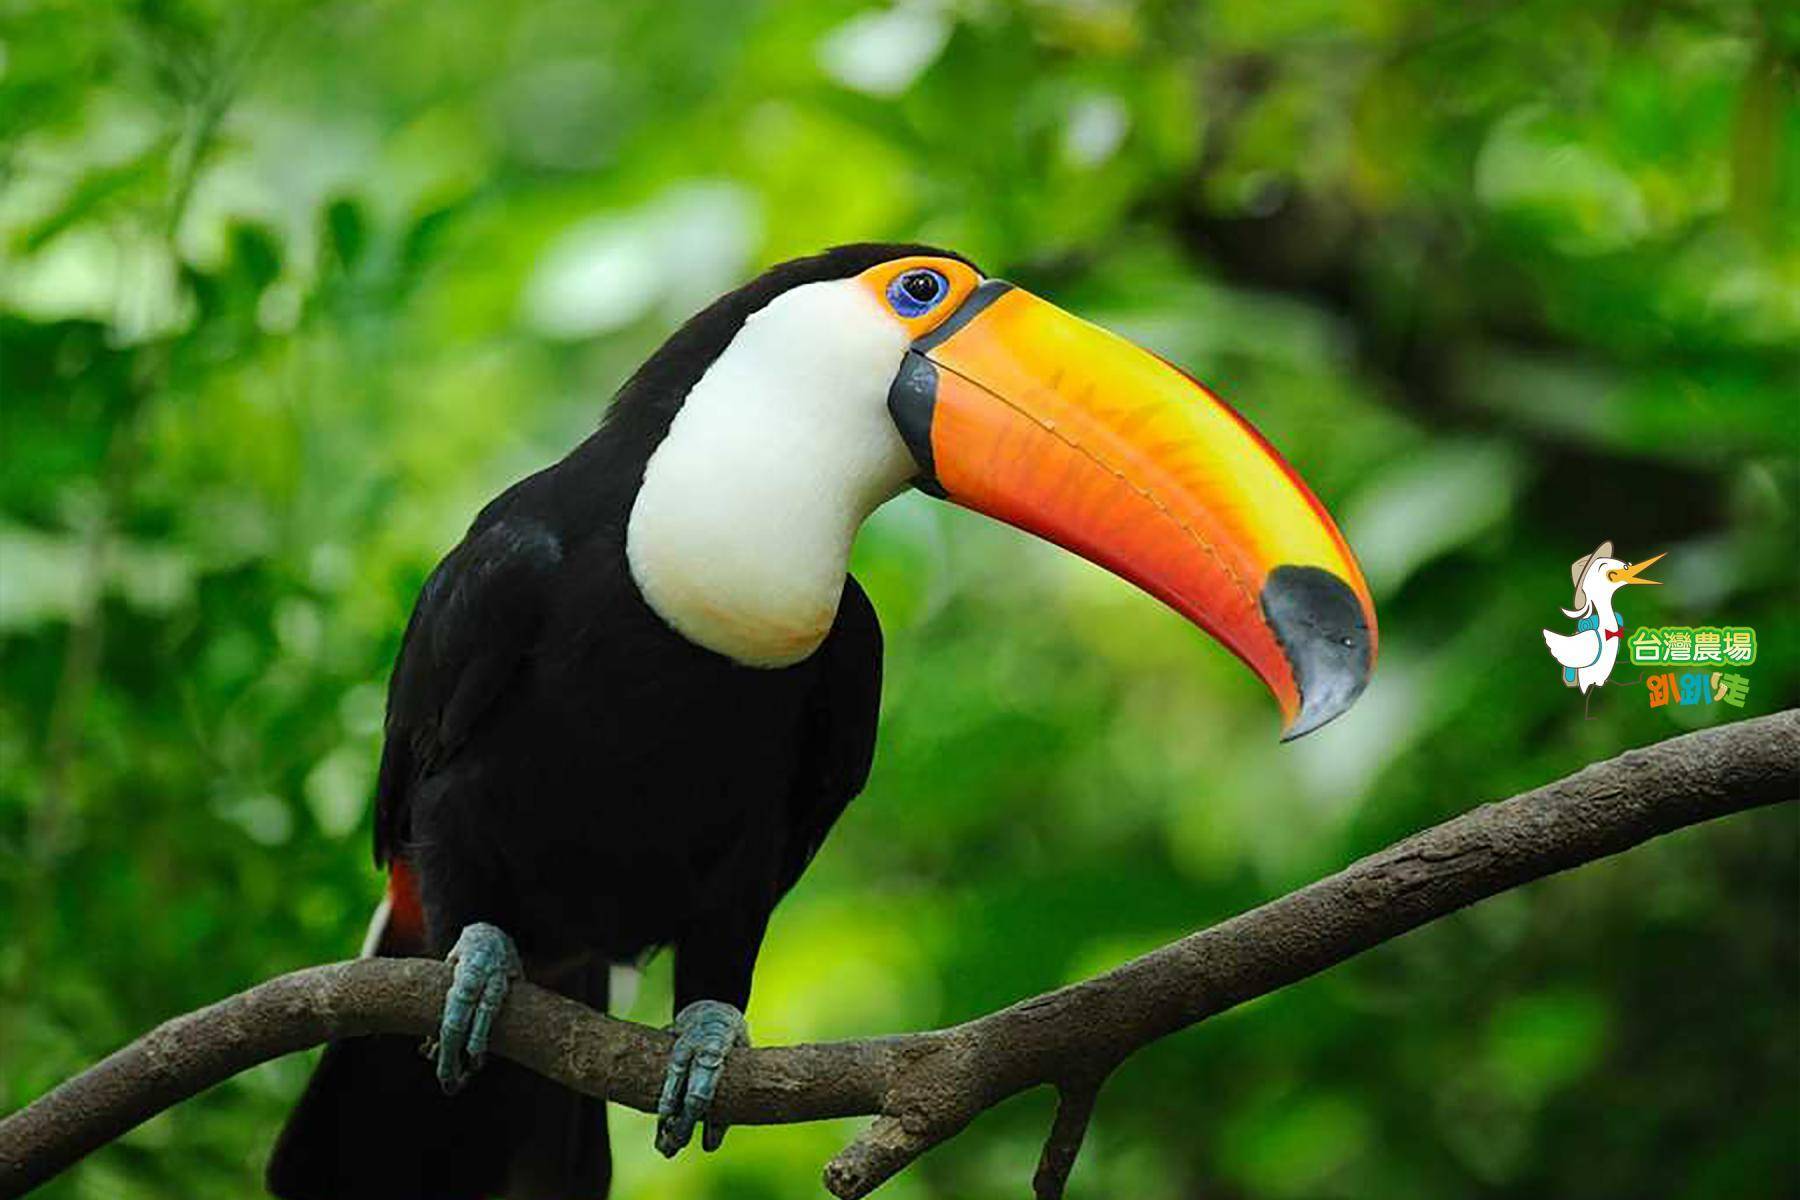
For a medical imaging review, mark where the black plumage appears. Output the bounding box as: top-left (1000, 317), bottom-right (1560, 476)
top-left (268, 245), bottom-right (960, 1199)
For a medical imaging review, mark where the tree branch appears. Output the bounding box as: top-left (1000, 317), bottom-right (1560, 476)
top-left (1032, 1079), bottom-right (1103, 1200)
top-left (4, 712), bottom-right (1795, 1199)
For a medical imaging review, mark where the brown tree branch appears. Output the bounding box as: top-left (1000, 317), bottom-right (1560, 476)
top-left (3, 712), bottom-right (1795, 1199)
top-left (1032, 1079), bottom-right (1102, 1200)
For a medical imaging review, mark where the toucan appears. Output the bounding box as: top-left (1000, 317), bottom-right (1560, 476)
top-left (266, 243), bottom-right (1376, 1199)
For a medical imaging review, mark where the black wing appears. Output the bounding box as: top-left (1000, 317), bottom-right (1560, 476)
top-left (373, 514), bottom-right (562, 866)
top-left (776, 575), bottom-right (884, 897)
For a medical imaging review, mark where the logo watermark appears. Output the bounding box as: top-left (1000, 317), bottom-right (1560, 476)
top-left (1627, 626), bottom-right (1756, 666)
top-left (1540, 539), bottom-right (1663, 718)
top-left (1644, 671), bottom-right (1750, 710)
top-left (1541, 540), bottom-right (1756, 718)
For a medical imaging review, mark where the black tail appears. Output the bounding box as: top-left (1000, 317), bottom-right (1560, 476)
top-left (266, 918), bottom-right (610, 1200)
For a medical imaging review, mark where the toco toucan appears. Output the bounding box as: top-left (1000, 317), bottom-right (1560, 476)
top-left (266, 244), bottom-right (1376, 1199)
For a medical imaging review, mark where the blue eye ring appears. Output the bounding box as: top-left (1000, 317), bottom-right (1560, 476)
top-left (887, 268), bottom-right (949, 318)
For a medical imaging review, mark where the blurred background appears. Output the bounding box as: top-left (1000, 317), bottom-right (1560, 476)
top-left (2, 1), bottom-right (1797, 1197)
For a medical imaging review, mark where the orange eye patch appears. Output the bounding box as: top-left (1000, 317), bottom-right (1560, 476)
top-left (856, 256), bottom-right (984, 339)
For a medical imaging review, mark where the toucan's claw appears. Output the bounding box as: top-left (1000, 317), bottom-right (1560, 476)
top-left (433, 922), bottom-right (521, 1094)
top-left (655, 999), bottom-right (748, 1157)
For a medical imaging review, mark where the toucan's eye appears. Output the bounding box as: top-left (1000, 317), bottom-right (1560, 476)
top-left (888, 268), bottom-right (948, 318)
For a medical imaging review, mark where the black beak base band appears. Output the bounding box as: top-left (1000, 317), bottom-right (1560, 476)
top-left (887, 351), bottom-right (946, 498)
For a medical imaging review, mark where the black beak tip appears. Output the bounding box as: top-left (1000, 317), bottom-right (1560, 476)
top-left (1261, 565), bottom-right (1373, 742)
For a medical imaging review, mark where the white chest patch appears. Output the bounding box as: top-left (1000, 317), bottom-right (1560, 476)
top-left (626, 279), bottom-right (916, 666)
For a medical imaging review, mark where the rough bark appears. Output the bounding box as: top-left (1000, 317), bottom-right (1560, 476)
top-left (3, 711), bottom-right (1794, 1200)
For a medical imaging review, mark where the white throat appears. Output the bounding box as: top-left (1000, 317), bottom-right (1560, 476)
top-left (626, 279), bottom-right (916, 666)
top-left (1592, 590), bottom-right (1618, 625)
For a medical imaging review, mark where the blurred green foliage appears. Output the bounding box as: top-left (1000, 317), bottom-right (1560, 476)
top-left (2, 1), bottom-right (1797, 1197)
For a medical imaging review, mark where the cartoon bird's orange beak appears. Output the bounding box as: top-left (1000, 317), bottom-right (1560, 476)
top-left (888, 282), bottom-right (1377, 740)
top-left (1608, 553), bottom-right (1665, 586)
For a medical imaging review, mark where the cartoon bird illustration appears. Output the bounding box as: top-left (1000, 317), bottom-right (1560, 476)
top-left (1542, 540), bottom-right (1664, 708)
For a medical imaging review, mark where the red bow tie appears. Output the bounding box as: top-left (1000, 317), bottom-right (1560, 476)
top-left (1604, 626), bottom-right (1622, 641)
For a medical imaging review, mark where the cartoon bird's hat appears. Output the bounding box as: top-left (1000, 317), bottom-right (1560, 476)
top-left (1569, 540), bottom-right (1613, 611)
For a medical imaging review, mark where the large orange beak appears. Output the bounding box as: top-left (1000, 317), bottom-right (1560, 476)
top-left (887, 281), bottom-right (1377, 739)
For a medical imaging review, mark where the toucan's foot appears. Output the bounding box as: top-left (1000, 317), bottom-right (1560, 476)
top-left (431, 922), bottom-right (521, 1094)
top-left (655, 1000), bottom-right (748, 1157)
